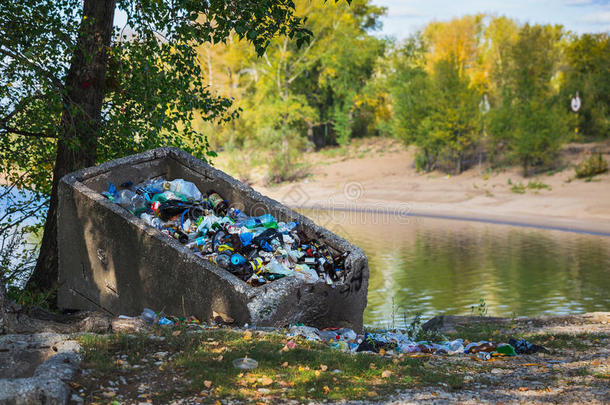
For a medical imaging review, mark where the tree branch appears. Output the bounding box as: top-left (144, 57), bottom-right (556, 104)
top-left (1, 126), bottom-right (56, 139)
top-left (0, 46), bottom-right (64, 90)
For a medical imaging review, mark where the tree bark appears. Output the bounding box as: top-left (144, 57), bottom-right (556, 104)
top-left (27, 0), bottom-right (116, 293)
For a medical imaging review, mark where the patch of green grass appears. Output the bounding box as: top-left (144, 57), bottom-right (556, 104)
top-left (527, 180), bottom-right (552, 191)
top-left (76, 328), bottom-right (468, 402)
top-left (526, 332), bottom-right (608, 351)
top-left (510, 182), bottom-right (526, 194)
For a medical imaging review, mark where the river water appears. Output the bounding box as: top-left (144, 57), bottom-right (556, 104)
top-left (300, 209), bottom-right (610, 328)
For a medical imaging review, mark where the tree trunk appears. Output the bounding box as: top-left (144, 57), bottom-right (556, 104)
top-left (27, 0), bottom-right (116, 293)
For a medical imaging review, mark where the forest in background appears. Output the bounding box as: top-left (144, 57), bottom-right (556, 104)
top-left (193, 0), bottom-right (609, 182)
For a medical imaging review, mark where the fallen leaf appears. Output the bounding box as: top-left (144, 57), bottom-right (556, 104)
top-left (320, 364), bottom-right (328, 371)
top-left (323, 386), bottom-right (330, 395)
top-left (213, 355), bottom-right (224, 361)
top-left (243, 330), bottom-right (252, 340)
top-left (379, 349), bottom-right (386, 356)
top-left (260, 377), bottom-right (273, 386)
top-left (204, 380), bottom-right (212, 389)
top-left (102, 391), bottom-right (116, 398)
top-left (172, 330), bottom-right (181, 336)
top-left (369, 363), bottom-right (376, 370)
top-left (282, 361), bottom-right (288, 367)
top-left (381, 370), bottom-right (392, 378)
top-left (367, 391), bottom-right (378, 397)
top-left (519, 387), bottom-right (528, 391)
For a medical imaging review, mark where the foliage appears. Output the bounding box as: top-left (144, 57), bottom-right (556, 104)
top-left (471, 298), bottom-right (488, 317)
top-left (386, 36), bottom-right (481, 173)
top-left (574, 153), bottom-right (608, 179)
top-left (192, 0), bottom-right (386, 181)
top-left (0, 185), bottom-right (44, 286)
top-left (560, 33), bottom-right (609, 140)
top-left (487, 24), bottom-right (570, 175)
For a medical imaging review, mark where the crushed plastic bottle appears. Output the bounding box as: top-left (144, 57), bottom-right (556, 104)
top-left (163, 179), bottom-right (203, 201)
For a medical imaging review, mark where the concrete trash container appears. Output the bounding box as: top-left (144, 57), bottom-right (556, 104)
top-left (57, 147), bottom-right (369, 331)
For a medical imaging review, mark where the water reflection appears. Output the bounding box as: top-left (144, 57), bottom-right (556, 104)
top-left (299, 209), bottom-right (610, 328)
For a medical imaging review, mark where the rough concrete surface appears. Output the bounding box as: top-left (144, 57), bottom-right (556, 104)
top-left (0, 333), bottom-right (81, 405)
top-left (57, 147), bottom-right (369, 331)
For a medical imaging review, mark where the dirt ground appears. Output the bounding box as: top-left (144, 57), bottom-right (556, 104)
top-left (215, 138), bottom-right (610, 235)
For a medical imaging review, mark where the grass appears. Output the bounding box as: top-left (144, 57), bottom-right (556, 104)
top-left (75, 327), bottom-right (470, 403)
top-left (508, 179), bottom-right (551, 194)
top-left (527, 180), bottom-right (552, 191)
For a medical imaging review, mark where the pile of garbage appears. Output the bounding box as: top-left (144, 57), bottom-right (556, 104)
top-left (102, 178), bottom-right (346, 286)
top-left (287, 325), bottom-right (548, 358)
top-left (135, 309), bottom-right (548, 361)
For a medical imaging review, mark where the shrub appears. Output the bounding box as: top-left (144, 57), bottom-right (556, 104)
top-left (575, 153), bottom-right (608, 179)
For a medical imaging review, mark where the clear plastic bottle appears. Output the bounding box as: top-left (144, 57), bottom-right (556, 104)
top-left (163, 179), bottom-right (203, 201)
top-left (116, 190), bottom-right (149, 214)
top-left (141, 308), bottom-right (158, 324)
top-left (140, 213), bottom-right (163, 229)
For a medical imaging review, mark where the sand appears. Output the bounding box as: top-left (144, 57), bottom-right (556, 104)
top-left (216, 138), bottom-right (610, 235)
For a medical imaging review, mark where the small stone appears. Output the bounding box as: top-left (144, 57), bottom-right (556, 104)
top-left (491, 368), bottom-right (503, 374)
top-left (257, 388), bottom-right (271, 394)
top-left (154, 351), bottom-right (169, 359)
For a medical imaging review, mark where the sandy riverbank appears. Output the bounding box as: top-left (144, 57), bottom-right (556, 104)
top-left (216, 138), bottom-right (610, 235)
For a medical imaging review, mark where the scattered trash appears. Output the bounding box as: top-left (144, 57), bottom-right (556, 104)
top-left (509, 338), bottom-right (549, 354)
top-left (233, 357), bottom-right (259, 370)
top-left (102, 178), bottom-right (347, 287)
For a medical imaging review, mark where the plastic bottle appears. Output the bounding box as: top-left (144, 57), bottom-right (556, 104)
top-left (115, 190), bottom-right (148, 214)
top-left (163, 179), bottom-right (203, 201)
top-left (140, 213), bottom-right (163, 229)
top-left (141, 308), bottom-right (158, 324)
top-left (245, 214), bottom-right (277, 229)
top-left (186, 236), bottom-right (207, 249)
top-left (264, 259), bottom-right (293, 276)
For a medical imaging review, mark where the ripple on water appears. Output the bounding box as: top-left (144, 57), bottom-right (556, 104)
top-left (300, 209), bottom-right (610, 328)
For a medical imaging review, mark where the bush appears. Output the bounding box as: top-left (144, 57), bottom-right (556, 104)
top-left (575, 153), bottom-right (608, 178)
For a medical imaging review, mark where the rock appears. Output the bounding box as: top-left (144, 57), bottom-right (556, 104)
top-left (0, 334), bottom-right (81, 404)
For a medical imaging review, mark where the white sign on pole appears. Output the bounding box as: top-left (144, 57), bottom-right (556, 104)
top-left (571, 92), bottom-right (581, 112)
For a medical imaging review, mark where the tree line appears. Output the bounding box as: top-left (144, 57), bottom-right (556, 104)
top-left (197, 4), bottom-right (608, 179)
